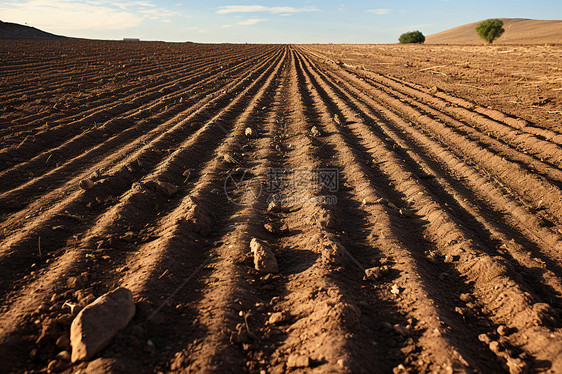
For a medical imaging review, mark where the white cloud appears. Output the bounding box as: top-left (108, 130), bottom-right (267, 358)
top-left (217, 5), bottom-right (318, 15)
top-left (0, 0), bottom-right (142, 31)
top-left (138, 8), bottom-right (179, 20)
top-left (366, 9), bottom-right (391, 15)
top-left (188, 26), bottom-right (208, 33)
top-left (112, 1), bottom-right (156, 10)
top-left (0, 0), bottom-right (180, 34)
top-left (237, 18), bottom-right (267, 25)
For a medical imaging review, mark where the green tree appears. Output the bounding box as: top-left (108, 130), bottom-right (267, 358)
top-left (399, 31), bottom-right (425, 44)
top-left (476, 19), bottom-right (505, 44)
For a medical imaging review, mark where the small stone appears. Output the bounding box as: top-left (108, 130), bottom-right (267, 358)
top-left (429, 86), bottom-right (440, 95)
top-left (478, 333), bottom-right (491, 344)
top-left (286, 354), bottom-right (309, 368)
top-left (497, 325), bottom-right (509, 336)
top-left (55, 314), bottom-right (74, 326)
top-left (459, 293), bottom-right (471, 302)
top-left (489, 340), bottom-right (501, 354)
top-left (264, 222), bottom-right (280, 235)
top-left (250, 238), bottom-right (278, 274)
top-left (267, 200), bottom-right (282, 213)
top-left (67, 273), bottom-right (89, 289)
top-left (70, 288), bottom-right (136, 363)
top-left (333, 114), bottom-right (342, 125)
top-left (310, 126), bottom-right (320, 137)
top-left (322, 239), bottom-right (345, 265)
top-left (364, 265), bottom-right (389, 281)
top-left (56, 351), bottom-right (71, 361)
top-left (183, 196), bottom-right (213, 237)
top-left (393, 324), bottom-right (409, 336)
top-left (144, 180), bottom-right (179, 198)
top-left (268, 312), bottom-right (289, 325)
top-left (47, 359), bottom-right (65, 373)
top-left (245, 127), bottom-right (255, 138)
top-left (506, 357), bottom-right (529, 374)
top-left (390, 284), bottom-right (400, 295)
top-left (56, 335), bottom-right (71, 351)
top-left (79, 178), bottom-right (94, 190)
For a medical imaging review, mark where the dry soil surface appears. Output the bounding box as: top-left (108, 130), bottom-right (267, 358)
top-left (1, 40), bottom-right (562, 373)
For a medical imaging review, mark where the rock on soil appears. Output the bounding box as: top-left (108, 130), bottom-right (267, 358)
top-left (286, 354), bottom-right (310, 368)
top-left (250, 238), bottom-right (278, 274)
top-left (79, 178), bottom-right (94, 190)
top-left (70, 287), bottom-right (135, 362)
top-left (321, 239), bottom-right (346, 265)
top-left (364, 265), bottom-right (389, 281)
top-left (310, 126), bottom-right (321, 137)
top-left (144, 180), bottom-right (179, 198)
top-left (245, 126), bottom-right (256, 138)
top-left (182, 196), bottom-right (213, 236)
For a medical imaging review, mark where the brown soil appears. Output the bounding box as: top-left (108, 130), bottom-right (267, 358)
top-left (1, 40), bottom-right (562, 373)
top-left (426, 18), bottom-right (562, 45)
top-left (302, 44), bottom-right (562, 132)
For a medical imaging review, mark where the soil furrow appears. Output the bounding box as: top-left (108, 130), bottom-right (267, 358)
top-left (294, 48), bottom-right (505, 372)
top-left (0, 46), bottom-right (288, 373)
top-left (0, 48), bottom-right (282, 208)
top-left (0, 47), bottom-right (285, 297)
top-left (297, 50), bottom-right (562, 371)
top-left (0, 47), bottom-right (275, 171)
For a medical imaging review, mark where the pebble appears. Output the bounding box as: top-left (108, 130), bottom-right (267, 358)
top-left (364, 265), bottom-right (389, 281)
top-left (478, 333), bottom-right (491, 344)
top-left (56, 351), bottom-right (71, 361)
top-left (286, 354), bottom-right (310, 368)
top-left (245, 127), bottom-right (255, 138)
top-left (321, 239), bottom-right (345, 265)
top-left (506, 357), bottom-right (528, 374)
top-left (79, 178), bottom-right (94, 190)
top-left (267, 311), bottom-right (289, 325)
top-left (56, 334), bottom-right (71, 351)
top-left (250, 238), bottom-right (278, 274)
top-left (310, 126), bottom-right (321, 137)
top-left (497, 325), bottom-right (509, 336)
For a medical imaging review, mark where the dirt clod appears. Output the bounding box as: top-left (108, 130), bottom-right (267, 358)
top-left (250, 238), bottom-right (278, 274)
top-left (267, 311), bottom-right (289, 325)
top-left (321, 239), bottom-right (345, 265)
top-left (79, 178), bottom-right (95, 190)
top-left (364, 265), bottom-right (389, 281)
top-left (144, 180), bottom-right (179, 198)
top-left (286, 354), bottom-right (310, 368)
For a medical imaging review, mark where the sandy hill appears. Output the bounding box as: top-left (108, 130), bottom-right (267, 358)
top-left (426, 18), bottom-right (562, 44)
top-left (0, 20), bottom-right (64, 39)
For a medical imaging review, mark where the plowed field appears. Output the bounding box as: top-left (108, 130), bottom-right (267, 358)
top-left (1, 40), bottom-right (562, 373)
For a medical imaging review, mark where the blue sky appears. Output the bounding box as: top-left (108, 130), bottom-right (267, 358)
top-left (0, 0), bottom-right (560, 43)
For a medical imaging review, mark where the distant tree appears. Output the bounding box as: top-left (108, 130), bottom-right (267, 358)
top-left (476, 19), bottom-right (505, 44)
top-left (399, 31), bottom-right (425, 44)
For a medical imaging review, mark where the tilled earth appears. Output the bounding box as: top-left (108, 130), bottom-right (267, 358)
top-left (0, 40), bottom-right (561, 373)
